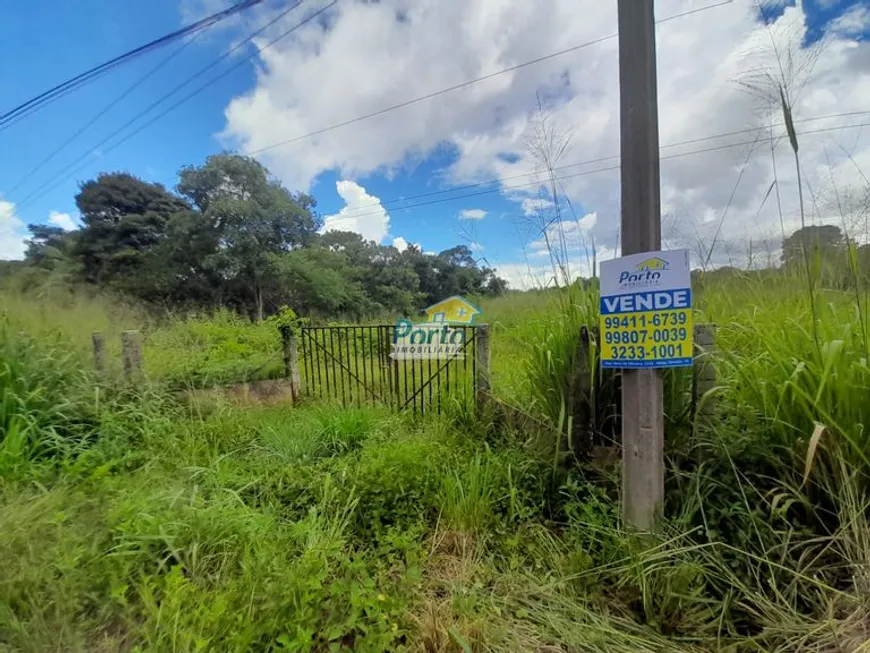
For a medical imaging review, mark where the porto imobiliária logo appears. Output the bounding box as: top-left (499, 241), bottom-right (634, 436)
top-left (618, 256), bottom-right (670, 289)
top-left (391, 296), bottom-right (481, 360)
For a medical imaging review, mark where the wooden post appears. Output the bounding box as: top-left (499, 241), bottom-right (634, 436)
top-left (121, 330), bottom-right (143, 383)
top-left (618, 0), bottom-right (664, 531)
top-left (693, 324), bottom-right (718, 424)
top-left (280, 326), bottom-right (301, 404)
top-left (92, 332), bottom-right (105, 375)
top-left (475, 324), bottom-right (491, 410)
top-left (571, 326), bottom-right (594, 457)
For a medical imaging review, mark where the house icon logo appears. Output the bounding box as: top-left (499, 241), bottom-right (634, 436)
top-left (391, 296), bottom-right (482, 360)
top-left (635, 257), bottom-right (669, 272)
top-left (422, 296), bottom-right (482, 325)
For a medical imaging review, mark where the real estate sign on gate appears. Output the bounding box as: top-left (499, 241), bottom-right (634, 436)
top-left (391, 295), bottom-right (481, 360)
top-left (599, 249), bottom-right (693, 369)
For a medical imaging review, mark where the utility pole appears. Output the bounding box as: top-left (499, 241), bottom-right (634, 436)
top-left (617, 0), bottom-right (664, 530)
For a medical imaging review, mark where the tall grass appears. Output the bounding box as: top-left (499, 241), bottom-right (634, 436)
top-left (0, 287), bottom-right (287, 388)
top-left (0, 318), bottom-right (96, 477)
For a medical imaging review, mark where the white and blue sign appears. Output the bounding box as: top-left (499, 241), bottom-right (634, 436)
top-left (599, 249), bottom-right (693, 369)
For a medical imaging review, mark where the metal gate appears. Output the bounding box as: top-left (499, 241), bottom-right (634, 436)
top-left (299, 324), bottom-right (479, 415)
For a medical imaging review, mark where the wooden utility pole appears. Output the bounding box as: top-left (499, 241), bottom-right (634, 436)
top-left (618, 0), bottom-right (664, 530)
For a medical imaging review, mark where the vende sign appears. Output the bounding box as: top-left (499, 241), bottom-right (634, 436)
top-left (599, 250), bottom-right (693, 369)
top-left (601, 289), bottom-right (691, 314)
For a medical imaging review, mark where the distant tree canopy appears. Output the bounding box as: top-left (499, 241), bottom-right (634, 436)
top-left (781, 225), bottom-right (846, 267)
top-left (18, 154), bottom-right (506, 319)
top-left (779, 224), bottom-right (870, 289)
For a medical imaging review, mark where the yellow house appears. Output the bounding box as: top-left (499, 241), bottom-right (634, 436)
top-left (423, 296), bottom-right (482, 324)
top-left (635, 257), bottom-right (669, 272)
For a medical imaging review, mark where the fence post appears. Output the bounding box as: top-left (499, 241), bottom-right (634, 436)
top-left (92, 332), bottom-right (105, 375)
top-left (693, 324), bottom-right (717, 425)
top-left (571, 326), bottom-right (594, 457)
top-left (475, 324), bottom-right (491, 410)
top-left (280, 326), bottom-right (301, 403)
top-left (121, 330), bottom-right (143, 383)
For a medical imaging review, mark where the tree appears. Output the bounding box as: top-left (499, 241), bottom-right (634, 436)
top-left (438, 245), bottom-right (476, 268)
top-left (362, 244), bottom-right (421, 315)
top-left (137, 210), bottom-right (224, 307)
top-left (74, 173), bottom-right (189, 285)
top-left (482, 268), bottom-right (508, 295)
top-left (269, 247), bottom-right (369, 317)
top-left (22, 224), bottom-right (81, 293)
top-left (781, 225), bottom-right (845, 266)
top-left (177, 154), bottom-right (319, 320)
top-left (15, 153), bottom-right (507, 319)
top-left (25, 224), bottom-right (74, 266)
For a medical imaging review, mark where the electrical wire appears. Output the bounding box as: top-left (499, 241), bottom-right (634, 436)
top-left (285, 111), bottom-right (870, 222)
top-left (245, 0), bottom-right (735, 156)
top-left (16, 1), bottom-right (337, 209)
top-left (7, 31), bottom-right (205, 195)
top-left (309, 121), bottom-right (870, 224)
top-left (14, 0), bottom-right (724, 210)
top-left (0, 0), bottom-right (265, 126)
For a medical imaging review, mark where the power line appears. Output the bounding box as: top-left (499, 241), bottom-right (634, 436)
top-left (0, 77), bottom-right (105, 134)
top-left (17, 1), bottom-right (336, 210)
top-left (7, 32), bottom-right (205, 195)
top-left (246, 0), bottom-right (735, 156)
top-left (0, 0), bottom-right (265, 127)
top-left (304, 111), bottom-right (870, 220)
top-left (314, 121), bottom-right (870, 223)
top-left (99, 1), bottom-right (337, 168)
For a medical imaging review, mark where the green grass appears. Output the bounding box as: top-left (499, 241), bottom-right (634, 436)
top-left (2, 275), bottom-right (870, 651)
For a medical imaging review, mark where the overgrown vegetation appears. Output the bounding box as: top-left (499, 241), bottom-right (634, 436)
top-left (1, 270), bottom-right (869, 651)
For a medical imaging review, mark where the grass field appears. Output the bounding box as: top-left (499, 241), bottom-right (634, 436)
top-left (2, 275), bottom-right (869, 651)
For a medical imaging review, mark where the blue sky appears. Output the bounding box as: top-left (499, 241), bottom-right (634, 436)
top-left (1, 0), bottom-right (869, 287)
top-left (0, 0), bottom-right (526, 257)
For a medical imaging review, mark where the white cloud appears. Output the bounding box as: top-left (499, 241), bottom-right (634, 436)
top-left (459, 208), bottom-right (487, 220)
top-left (0, 200), bottom-right (27, 261)
top-left (494, 244), bottom-right (616, 290)
top-left (221, 0), bottom-right (870, 267)
top-left (48, 211), bottom-right (78, 232)
top-left (392, 236), bottom-right (409, 251)
top-left (528, 212), bottom-right (598, 257)
top-left (829, 5), bottom-right (870, 38)
top-left (321, 180), bottom-right (390, 243)
top-left (520, 197), bottom-right (555, 217)
top-left (393, 236), bottom-right (422, 252)
top-left (470, 241), bottom-right (484, 252)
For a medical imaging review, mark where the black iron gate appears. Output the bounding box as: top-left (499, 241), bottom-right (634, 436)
top-left (300, 324), bottom-right (479, 415)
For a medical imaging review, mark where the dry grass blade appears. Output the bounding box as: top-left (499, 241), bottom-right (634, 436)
top-left (802, 421), bottom-right (827, 487)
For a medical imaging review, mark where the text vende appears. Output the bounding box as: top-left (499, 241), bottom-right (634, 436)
top-left (600, 288), bottom-right (691, 315)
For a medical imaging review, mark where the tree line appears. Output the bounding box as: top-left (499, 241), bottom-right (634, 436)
top-left (700, 224), bottom-right (870, 287)
top-left (19, 154), bottom-right (507, 319)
